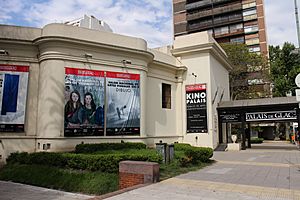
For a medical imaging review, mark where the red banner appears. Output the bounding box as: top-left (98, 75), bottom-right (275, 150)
top-left (186, 84), bottom-right (206, 92)
top-left (106, 71), bottom-right (140, 80)
top-left (65, 67), bottom-right (104, 77)
top-left (0, 64), bottom-right (29, 72)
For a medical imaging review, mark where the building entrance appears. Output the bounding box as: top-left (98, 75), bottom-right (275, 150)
top-left (217, 97), bottom-right (300, 150)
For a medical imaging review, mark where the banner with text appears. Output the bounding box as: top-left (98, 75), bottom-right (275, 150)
top-left (64, 68), bottom-right (105, 136)
top-left (106, 72), bottom-right (140, 136)
top-left (186, 84), bottom-right (207, 133)
top-left (0, 64), bottom-right (29, 132)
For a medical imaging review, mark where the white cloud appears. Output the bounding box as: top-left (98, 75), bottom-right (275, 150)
top-left (0, 0), bottom-right (25, 23)
top-left (265, 0), bottom-right (299, 47)
top-left (13, 0), bottom-right (173, 48)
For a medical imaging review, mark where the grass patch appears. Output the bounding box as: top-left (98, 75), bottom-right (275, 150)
top-left (0, 164), bottom-right (118, 195)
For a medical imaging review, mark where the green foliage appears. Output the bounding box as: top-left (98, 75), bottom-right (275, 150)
top-left (6, 150), bottom-right (162, 173)
top-left (221, 43), bottom-right (270, 100)
top-left (173, 143), bottom-right (213, 166)
top-left (184, 147), bottom-right (213, 164)
top-left (0, 164), bottom-right (118, 195)
top-left (269, 43), bottom-right (300, 97)
top-left (75, 142), bottom-right (147, 153)
top-left (174, 143), bottom-right (192, 151)
top-left (250, 137), bottom-right (264, 144)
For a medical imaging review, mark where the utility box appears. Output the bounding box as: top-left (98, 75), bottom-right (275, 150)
top-left (156, 143), bottom-right (167, 163)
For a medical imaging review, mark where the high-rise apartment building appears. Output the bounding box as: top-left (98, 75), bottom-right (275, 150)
top-left (173, 0), bottom-right (268, 57)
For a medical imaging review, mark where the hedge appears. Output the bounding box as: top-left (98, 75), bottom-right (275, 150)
top-left (75, 142), bottom-right (147, 154)
top-left (250, 137), bottom-right (264, 144)
top-left (7, 150), bottom-right (162, 173)
top-left (174, 143), bottom-right (213, 166)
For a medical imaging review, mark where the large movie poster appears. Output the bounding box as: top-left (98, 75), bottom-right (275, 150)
top-left (0, 65), bottom-right (29, 132)
top-left (106, 72), bottom-right (140, 136)
top-left (64, 68), bottom-right (105, 136)
top-left (186, 84), bottom-right (208, 133)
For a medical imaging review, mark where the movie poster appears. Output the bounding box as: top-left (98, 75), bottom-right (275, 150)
top-left (106, 72), bottom-right (140, 136)
top-left (64, 68), bottom-right (105, 136)
top-left (0, 65), bottom-right (29, 132)
top-left (186, 84), bottom-right (208, 133)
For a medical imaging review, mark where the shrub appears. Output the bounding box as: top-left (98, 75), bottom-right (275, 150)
top-left (174, 143), bottom-right (192, 151)
top-left (75, 142), bottom-right (147, 153)
top-left (173, 143), bottom-right (213, 166)
top-left (250, 137), bottom-right (264, 144)
top-left (6, 149), bottom-right (162, 173)
top-left (184, 147), bottom-right (213, 164)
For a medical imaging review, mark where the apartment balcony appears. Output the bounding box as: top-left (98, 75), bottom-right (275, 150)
top-left (187, 3), bottom-right (242, 21)
top-left (187, 9), bottom-right (213, 21)
top-left (186, 0), bottom-right (211, 10)
top-left (214, 15), bottom-right (243, 26)
top-left (186, 0), bottom-right (237, 11)
top-left (214, 28), bottom-right (244, 38)
top-left (213, 3), bottom-right (242, 15)
top-left (188, 21), bottom-right (214, 31)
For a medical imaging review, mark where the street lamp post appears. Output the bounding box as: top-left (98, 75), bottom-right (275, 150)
top-left (295, 0), bottom-right (300, 48)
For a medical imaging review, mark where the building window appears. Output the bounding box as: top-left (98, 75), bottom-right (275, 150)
top-left (230, 36), bottom-right (245, 43)
top-left (230, 23), bottom-right (243, 33)
top-left (244, 25), bottom-right (258, 33)
top-left (162, 83), bottom-right (171, 109)
top-left (243, 8), bottom-right (257, 17)
top-left (242, 2), bottom-right (256, 9)
top-left (214, 26), bottom-right (229, 36)
top-left (245, 38), bottom-right (259, 45)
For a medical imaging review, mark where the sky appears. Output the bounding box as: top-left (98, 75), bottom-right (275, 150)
top-left (0, 0), bottom-right (299, 48)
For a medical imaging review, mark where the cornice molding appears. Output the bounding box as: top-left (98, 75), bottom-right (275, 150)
top-left (38, 52), bottom-right (149, 72)
top-left (171, 43), bottom-right (232, 71)
top-left (34, 36), bottom-right (154, 64)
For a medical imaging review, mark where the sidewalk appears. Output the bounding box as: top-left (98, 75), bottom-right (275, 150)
top-left (105, 141), bottom-right (300, 200)
top-left (1, 141), bottom-right (300, 200)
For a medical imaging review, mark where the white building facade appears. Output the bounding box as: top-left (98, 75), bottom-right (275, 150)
top-left (0, 23), bottom-right (230, 163)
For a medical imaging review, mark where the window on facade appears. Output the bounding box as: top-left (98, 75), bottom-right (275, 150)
top-left (230, 23), bottom-right (243, 33)
top-left (214, 26), bottom-right (229, 36)
top-left (242, 2), bottom-right (256, 9)
top-left (245, 38), bottom-right (259, 45)
top-left (243, 8), bottom-right (257, 16)
top-left (249, 46), bottom-right (260, 53)
top-left (162, 83), bottom-right (171, 109)
top-left (230, 36), bottom-right (245, 43)
top-left (244, 25), bottom-right (258, 33)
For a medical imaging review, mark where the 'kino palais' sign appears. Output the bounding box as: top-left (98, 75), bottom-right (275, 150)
top-left (246, 110), bottom-right (297, 122)
top-left (186, 83), bottom-right (207, 133)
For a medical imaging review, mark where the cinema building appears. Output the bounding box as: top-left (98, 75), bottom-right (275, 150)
top-left (0, 23), bottom-right (232, 162)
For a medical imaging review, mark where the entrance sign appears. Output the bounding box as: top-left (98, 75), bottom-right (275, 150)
top-left (245, 110), bottom-right (297, 122)
top-left (220, 113), bottom-right (241, 123)
top-left (0, 65), bottom-right (29, 132)
top-left (106, 72), bottom-right (140, 136)
top-left (64, 68), bottom-right (105, 136)
top-left (186, 84), bottom-right (207, 133)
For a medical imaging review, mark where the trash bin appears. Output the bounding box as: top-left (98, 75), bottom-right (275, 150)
top-left (156, 143), bottom-right (167, 163)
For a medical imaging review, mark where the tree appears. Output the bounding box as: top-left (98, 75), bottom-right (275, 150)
top-left (269, 42), bottom-right (300, 97)
top-left (221, 43), bottom-right (270, 100)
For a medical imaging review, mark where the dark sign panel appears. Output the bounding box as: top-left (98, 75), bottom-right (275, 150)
top-left (186, 84), bottom-right (207, 133)
top-left (106, 72), bottom-right (140, 136)
top-left (64, 68), bottom-right (105, 136)
top-left (246, 110), bottom-right (297, 122)
top-left (0, 65), bottom-right (29, 132)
